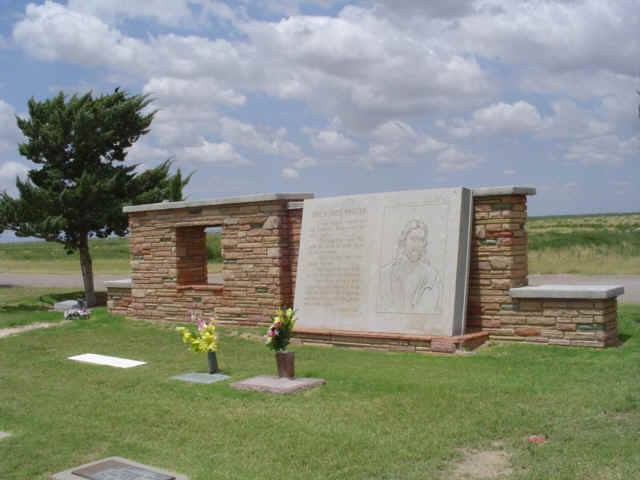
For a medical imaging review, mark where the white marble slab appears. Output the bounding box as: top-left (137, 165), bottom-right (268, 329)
top-left (68, 353), bottom-right (146, 368)
top-left (294, 187), bottom-right (472, 336)
top-left (510, 285), bottom-right (624, 299)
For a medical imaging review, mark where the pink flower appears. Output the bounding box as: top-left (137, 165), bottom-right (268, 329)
top-left (275, 321), bottom-right (282, 328)
top-left (269, 328), bottom-right (275, 337)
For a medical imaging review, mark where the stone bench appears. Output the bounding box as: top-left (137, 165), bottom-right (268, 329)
top-left (504, 285), bottom-right (624, 347)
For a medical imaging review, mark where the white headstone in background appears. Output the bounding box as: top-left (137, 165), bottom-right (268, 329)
top-left (294, 187), bottom-right (472, 337)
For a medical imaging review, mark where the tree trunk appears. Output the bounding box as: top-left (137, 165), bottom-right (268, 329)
top-left (78, 234), bottom-right (97, 307)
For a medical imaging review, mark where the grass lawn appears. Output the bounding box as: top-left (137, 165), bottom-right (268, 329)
top-left (1, 293), bottom-right (639, 479)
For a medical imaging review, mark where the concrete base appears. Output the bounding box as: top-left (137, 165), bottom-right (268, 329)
top-left (171, 372), bottom-right (231, 384)
top-left (229, 375), bottom-right (326, 394)
top-left (51, 456), bottom-right (188, 480)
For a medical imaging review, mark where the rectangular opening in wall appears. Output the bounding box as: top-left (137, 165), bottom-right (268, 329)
top-left (175, 225), bottom-right (224, 288)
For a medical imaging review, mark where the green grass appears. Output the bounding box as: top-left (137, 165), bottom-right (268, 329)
top-left (527, 212), bottom-right (640, 275)
top-left (1, 292), bottom-right (640, 479)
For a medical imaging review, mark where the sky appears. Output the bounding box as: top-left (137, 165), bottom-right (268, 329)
top-left (0, 0), bottom-right (639, 242)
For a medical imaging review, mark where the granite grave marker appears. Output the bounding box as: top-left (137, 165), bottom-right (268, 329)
top-left (294, 187), bottom-right (472, 336)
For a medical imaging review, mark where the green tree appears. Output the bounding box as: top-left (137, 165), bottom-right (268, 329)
top-left (0, 90), bottom-right (191, 306)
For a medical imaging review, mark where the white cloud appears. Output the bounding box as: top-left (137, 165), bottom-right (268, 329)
top-left (360, 120), bottom-right (449, 168)
top-left (293, 156), bottom-right (318, 168)
top-left (217, 117), bottom-right (307, 162)
top-left (309, 130), bottom-right (359, 154)
top-left (183, 139), bottom-right (252, 166)
top-left (0, 161), bottom-right (29, 192)
top-left (563, 134), bottom-right (640, 166)
top-left (125, 141), bottom-right (170, 167)
top-left (0, 100), bottom-right (21, 153)
top-left (448, 101), bottom-right (543, 138)
top-left (435, 148), bottom-right (483, 172)
top-left (14, 2), bottom-right (493, 132)
top-left (67, 0), bottom-right (195, 27)
top-left (143, 77), bottom-right (246, 108)
top-left (537, 100), bottom-right (612, 141)
top-left (282, 167), bottom-right (300, 179)
top-left (448, 0), bottom-right (640, 78)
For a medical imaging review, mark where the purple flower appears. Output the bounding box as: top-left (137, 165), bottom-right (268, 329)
top-left (269, 328), bottom-right (275, 337)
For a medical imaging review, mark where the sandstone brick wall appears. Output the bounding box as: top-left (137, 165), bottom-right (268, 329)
top-left (498, 298), bottom-right (618, 348)
top-left (124, 198), bottom-right (302, 325)
top-left (467, 194), bottom-right (529, 332)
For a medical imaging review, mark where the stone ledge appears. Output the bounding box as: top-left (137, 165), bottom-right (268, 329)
top-left (104, 279), bottom-right (132, 289)
top-left (510, 284), bottom-right (624, 299)
top-left (471, 186), bottom-right (536, 197)
top-left (287, 201), bottom-right (305, 209)
top-left (123, 193), bottom-right (314, 213)
top-left (294, 328), bottom-right (487, 343)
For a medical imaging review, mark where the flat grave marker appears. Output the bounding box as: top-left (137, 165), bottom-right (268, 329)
top-left (229, 375), bottom-right (326, 394)
top-left (0, 432), bottom-right (10, 441)
top-left (51, 457), bottom-right (188, 480)
top-left (294, 187), bottom-right (472, 337)
top-left (68, 353), bottom-right (146, 369)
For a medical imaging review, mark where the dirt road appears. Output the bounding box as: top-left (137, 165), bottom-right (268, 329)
top-left (1, 273), bottom-right (638, 303)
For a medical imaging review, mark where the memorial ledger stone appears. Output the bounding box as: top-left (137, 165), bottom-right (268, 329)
top-left (294, 187), bottom-right (472, 336)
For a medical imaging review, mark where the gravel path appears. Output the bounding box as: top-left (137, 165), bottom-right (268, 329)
top-left (0, 321), bottom-right (70, 339)
top-left (1, 273), bottom-right (638, 302)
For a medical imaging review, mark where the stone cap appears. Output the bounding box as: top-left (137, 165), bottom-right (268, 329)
top-left (123, 193), bottom-right (314, 213)
top-left (510, 284), bottom-right (624, 299)
top-left (471, 186), bottom-right (536, 197)
top-left (104, 278), bottom-right (132, 289)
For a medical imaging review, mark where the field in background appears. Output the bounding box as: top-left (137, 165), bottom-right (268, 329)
top-left (527, 212), bottom-right (640, 275)
top-left (1, 213), bottom-right (639, 275)
top-left (0, 234), bottom-right (222, 275)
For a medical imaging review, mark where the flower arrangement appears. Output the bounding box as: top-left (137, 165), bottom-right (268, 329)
top-left (265, 308), bottom-right (296, 352)
top-left (64, 307), bottom-right (90, 319)
top-left (176, 312), bottom-right (217, 352)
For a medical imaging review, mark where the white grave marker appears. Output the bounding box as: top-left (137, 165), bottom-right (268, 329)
top-left (68, 353), bottom-right (146, 368)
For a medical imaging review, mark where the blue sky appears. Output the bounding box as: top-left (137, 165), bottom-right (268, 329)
top-left (1, 0), bottom-right (639, 242)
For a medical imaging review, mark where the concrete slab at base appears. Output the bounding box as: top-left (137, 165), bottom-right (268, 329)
top-left (0, 432), bottom-right (10, 440)
top-left (51, 456), bottom-right (188, 480)
top-left (229, 375), bottom-right (326, 394)
top-left (171, 372), bottom-right (231, 384)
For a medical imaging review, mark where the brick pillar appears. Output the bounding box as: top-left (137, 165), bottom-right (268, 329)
top-left (467, 194), bottom-right (528, 333)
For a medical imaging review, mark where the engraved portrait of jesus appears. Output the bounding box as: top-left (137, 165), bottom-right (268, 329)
top-left (378, 219), bottom-right (442, 314)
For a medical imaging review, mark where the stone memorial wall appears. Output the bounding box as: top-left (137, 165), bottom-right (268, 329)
top-left (107, 186), bottom-right (623, 351)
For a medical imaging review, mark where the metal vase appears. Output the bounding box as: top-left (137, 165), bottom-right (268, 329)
top-left (207, 351), bottom-right (218, 374)
top-left (275, 351), bottom-right (295, 378)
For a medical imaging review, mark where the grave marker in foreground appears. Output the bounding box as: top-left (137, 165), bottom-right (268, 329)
top-left (294, 187), bottom-right (472, 337)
